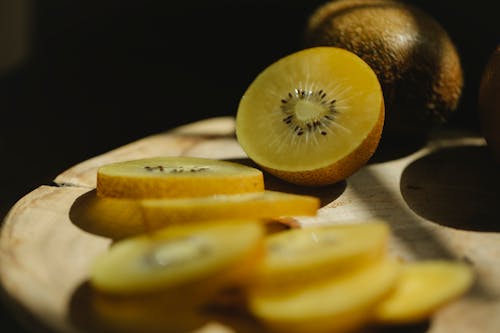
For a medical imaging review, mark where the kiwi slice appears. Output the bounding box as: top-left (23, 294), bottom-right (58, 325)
top-left (253, 221), bottom-right (390, 290)
top-left (304, 0), bottom-right (463, 137)
top-left (70, 190), bottom-right (145, 240)
top-left (373, 260), bottom-right (474, 324)
top-left (248, 258), bottom-right (400, 333)
top-left (235, 46), bottom-right (384, 186)
top-left (89, 220), bottom-right (265, 296)
top-left (96, 156), bottom-right (264, 199)
top-left (141, 190), bottom-right (319, 229)
top-left (71, 190), bottom-right (319, 239)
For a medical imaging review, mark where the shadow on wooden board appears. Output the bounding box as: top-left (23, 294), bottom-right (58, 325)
top-left (401, 145), bottom-right (500, 232)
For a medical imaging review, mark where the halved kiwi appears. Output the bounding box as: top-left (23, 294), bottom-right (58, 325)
top-left (89, 220), bottom-right (265, 296)
top-left (96, 156), bottom-right (264, 199)
top-left (236, 46), bottom-right (384, 186)
top-left (373, 260), bottom-right (474, 324)
top-left (252, 221), bottom-right (390, 290)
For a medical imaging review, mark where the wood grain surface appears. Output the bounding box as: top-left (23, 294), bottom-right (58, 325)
top-left (1, 116), bottom-right (500, 333)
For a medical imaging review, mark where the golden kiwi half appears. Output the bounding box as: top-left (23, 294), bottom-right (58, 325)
top-left (236, 46), bottom-right (384, 186)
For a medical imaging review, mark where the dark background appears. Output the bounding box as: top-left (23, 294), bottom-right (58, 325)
top-left (0, 0), bottom-right (498, 332)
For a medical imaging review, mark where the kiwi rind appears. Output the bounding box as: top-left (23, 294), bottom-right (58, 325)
top-left (304, 0), bottom-right (463, 137)
top-left (478, 45), bottom-right (500, 163)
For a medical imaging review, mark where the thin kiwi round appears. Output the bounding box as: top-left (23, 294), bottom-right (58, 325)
top-left (373, 260), bottom-right (474, 324)
top-left (236, 46), bottom-right (384, 186)
top-left (96, 156), bottom-right (264, 199)
top-left (304, 0), bottom-right (463, 137)
top-left (89, 220), bottom-right (265, 295)
top-left (141, 190), bottom-right (319, 229)
top-left (248, 258), bottom-right (400, 333)
top-left (253, 221), bottom-right (390, 290)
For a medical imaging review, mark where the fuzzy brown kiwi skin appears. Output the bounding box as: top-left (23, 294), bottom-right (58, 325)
top-left (303, 0), bottom-right (463, 138)
top-left (261, 99), bottom-right (384, 186)
top-left (478, 45), bottom-right (500, 163)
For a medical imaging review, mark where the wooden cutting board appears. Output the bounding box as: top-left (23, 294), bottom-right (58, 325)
top-left (1, 116), bottom-right (500, 333)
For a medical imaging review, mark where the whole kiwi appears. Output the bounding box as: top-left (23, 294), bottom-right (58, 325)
top-left (303, 0), bottom-right (463, 138)
top-left (478, 45), bottom-right (500, 163)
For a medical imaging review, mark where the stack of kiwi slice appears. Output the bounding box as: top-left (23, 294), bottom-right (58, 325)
top-left (72, 156), bottom-right (320, 239)
top-left (89, 220), bottom-right (267, 332)
top-left (246, 223), bottom-right (474, 333)
top-left (83, 155), bottom-right (474, 333)
top-left (87, 219), bottom-right (474, 333)
top-left (81, 24), bottom-right (473, 330)
top-left (81, 155), bottom-right (320, 331)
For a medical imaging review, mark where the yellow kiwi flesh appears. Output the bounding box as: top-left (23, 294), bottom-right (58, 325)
top-left (236, 46), bottom-right (384, 186)
top-left (71, 190), bottom-right (319, 239)
top-left (96, 156), bottom-right (264, 199)
top-left (304, 0), bottom-right (463, 137)
top-left (89, 220), bottom-right (265, 296)
top-left (253, 221), bottom-right (390, 290)
top-left (248, 258), bottom-right (400, 333)
top-left (373, 260), bottom-right (474, 324)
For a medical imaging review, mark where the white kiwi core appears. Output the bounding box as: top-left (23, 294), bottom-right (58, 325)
top-left (295, 100), bottom-right (326, 122)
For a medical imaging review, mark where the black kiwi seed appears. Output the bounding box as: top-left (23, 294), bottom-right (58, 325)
top-left (144, 165), bottom-right (210, 173)
top-left (280, 88), bottom-right (339, 136)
